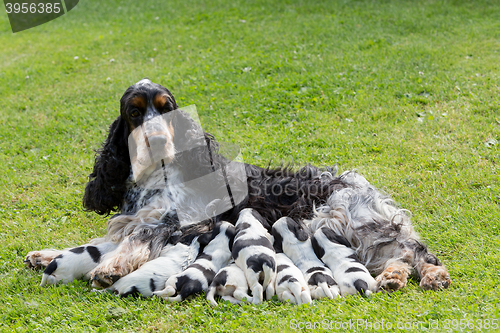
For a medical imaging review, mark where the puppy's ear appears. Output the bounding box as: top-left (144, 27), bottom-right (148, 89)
top-left (225, 224), bottom-right (236, 252)
top-left (286, 217), bottom-right (309, 241)
top-left (321, 227), bottom-right (351, 248)
top-left (310, 235), bottom-right (325, 259)
top-left (83, 116), bottom-right (130, 215)
top-left (272, 228), bottom-right (284, 253)
top-left (197, 232), bottom-right (213, 247)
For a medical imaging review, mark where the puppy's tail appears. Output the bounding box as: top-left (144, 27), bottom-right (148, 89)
top-left (165, 295), bottom-right (183, 302)
top-left (40, 273), bottom-right (49, 287)
top-left (319, 282), bottom-right (334, 299)
top-left (221, 295), bottom-right (244, 304)
top-left (153, 285), bottom-right (176, 298)
top-left (206, 286), bottom-right (218, 306)
top-left (263, 265), bottom-right (276, 300)
top-left (301, 289), bottom-right (313, 305)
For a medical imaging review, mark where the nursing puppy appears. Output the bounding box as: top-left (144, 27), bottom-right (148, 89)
top-left (154, 222), bottom-right (235, 302)
top-left (206, 261), bottom-right (253, 306)
top-left (108, 235), bottom-right (201, 297)
top-left (232, 208), bottom-right (276, 304)
top-left (312, 227), bottom-right (378, 296)
top-left (272, 217), bottom-right (340, 300)
top-left (275, 253), bottom-right (313, 305)
top-left (39, 242), bottom-right (118, 286)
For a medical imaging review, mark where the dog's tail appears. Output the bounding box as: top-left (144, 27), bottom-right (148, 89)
top-left (206, 286), bottom-right (218, 306)
top-left (263, 264), bottom-right (276, 300)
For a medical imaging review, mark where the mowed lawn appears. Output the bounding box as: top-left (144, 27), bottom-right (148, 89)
top-left (0, 0), bottom-right (499, 331)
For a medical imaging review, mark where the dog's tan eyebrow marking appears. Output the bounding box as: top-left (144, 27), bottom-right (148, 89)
top-left (153, 94), bottom-right (169, 110)
top-left (130, 96), bottom-right (146, 109)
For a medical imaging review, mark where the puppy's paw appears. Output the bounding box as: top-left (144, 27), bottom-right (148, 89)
top-left (278, 282), bottom-right (312, 305)
top-left (309, 283), bottom-right (340, 300)
top-left (250, 284), bottom-right (264, 304)
top-left (278, 290), bottom-right (299, 304)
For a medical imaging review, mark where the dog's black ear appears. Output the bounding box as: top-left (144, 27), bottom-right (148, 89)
top-left (286, 217), bottom-right (309, 241)
top-left (271, 227), bottom-right (284, 253)
top-left (321, 227), bottom-right (351, 248)
top-left (310, 235), bottom-right (325, 259)
top-left (83, 116), bottom-right (130, 215)
top-left (197, 231), bottom-right (213, 247)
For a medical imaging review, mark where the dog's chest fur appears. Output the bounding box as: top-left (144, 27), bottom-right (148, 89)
top-left (120, 163), bottom-right (216, 227)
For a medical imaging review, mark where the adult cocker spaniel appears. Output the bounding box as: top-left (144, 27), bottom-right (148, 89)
top-left (24, 79), bottom-right (451, 300)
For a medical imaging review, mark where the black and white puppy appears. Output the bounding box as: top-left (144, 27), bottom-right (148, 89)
top-left (275, 253), bottom-right (313, 305)
top-left (272, 217), bottom-right (340, 300)
top-left (39, 242), bottom-right (118, 286)
top-left (108, 235), bottom-right (201, 297)
top-left (154, 222), bottom-right (235, 302)
top-left (206, 261), bottom-right (253, 306)
top-left (232, 208), bottom-right (277, 304)
top-left (312, 227), bottom-right (378, 296)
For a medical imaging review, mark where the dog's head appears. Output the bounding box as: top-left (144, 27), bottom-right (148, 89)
top-left (122, 80), bottom-right (181, 181)
top-left (120, 79), bottom-right (178, 132)
top-left (83, 79), bottom-right (180, 215)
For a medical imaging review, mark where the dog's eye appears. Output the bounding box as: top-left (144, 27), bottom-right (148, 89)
top-left (130, 109), bottom-right (140, 118)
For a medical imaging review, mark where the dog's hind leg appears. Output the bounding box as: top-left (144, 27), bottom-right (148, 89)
top-left (409, 240), bottom-right (451, 290)
top-left (376, 261), bottom-right (412, 292)
top-left (375, 239), bottom-right (451, 291)
top-left (24, 250), bottom-right (63, 270)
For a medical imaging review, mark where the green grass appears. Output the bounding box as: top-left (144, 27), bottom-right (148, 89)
top-left (1, 0), bottom-right (499, 331)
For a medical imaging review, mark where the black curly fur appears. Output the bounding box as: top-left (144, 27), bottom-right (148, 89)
top-left (242, 164), bottom-right (347, 225)
top-left (83, 116), bottom-right (130, 215)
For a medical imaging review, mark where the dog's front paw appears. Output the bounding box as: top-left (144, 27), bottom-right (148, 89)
top-left (89, 238), bottom-right (149, 289)
top-left (90, 269), bottom-right (122, 289)
top-left (420, 266), bottom-right (451, 290)
top-left (24, 250), bottom-right (62, 270)
top-left (90, 255), bottom-right (130, 289)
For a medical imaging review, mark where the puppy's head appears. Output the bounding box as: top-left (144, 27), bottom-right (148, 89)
top-left (272, 217), bottom-right (309, 243)
top-left (236, 208), bottom-right (271, 229)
